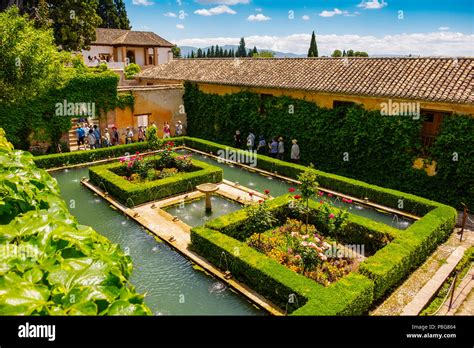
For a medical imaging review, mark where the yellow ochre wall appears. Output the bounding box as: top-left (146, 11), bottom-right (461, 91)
top-left (196, 83), bottom-right (474, 115)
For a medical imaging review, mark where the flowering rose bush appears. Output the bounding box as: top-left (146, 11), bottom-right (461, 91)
top-left (247, 218), bottom-right (355, 285)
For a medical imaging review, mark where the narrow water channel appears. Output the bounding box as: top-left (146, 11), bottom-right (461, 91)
top-left (53, 168), bottom-right (263, 315)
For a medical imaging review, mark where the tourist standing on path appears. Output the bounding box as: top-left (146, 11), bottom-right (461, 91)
top-left (247, 131), bottom-right (255, 151)
top-left (112, 127), bottom-right (119, 146)
top-left (138, 126), bottom-right (145, 142)
top-left (256, 135), bottom-right (266, 154)
top-left (93, 125), bottom-right (101, 148)
top-left (103, 129), bottom-right (111, 147)
top-left (290, 139), bottom-right (300, 163)
top-left (269, 138), bottom-right (278, 158)
top-left (175, 121), bottom-right (183, 137)
top-left (163, 122), bottom-right (171, 139)
top-left (125, 127), bottom-right (133, 144)
top-left (277, 137), bottom-right (285, 160)
top-left (87, 129), bottom-right (96, 149)
top-left (76, 124), bottom-right (85, 150)
top-left (234, 130), bottom-right (242, 148)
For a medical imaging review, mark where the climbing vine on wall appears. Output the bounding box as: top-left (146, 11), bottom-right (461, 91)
top-left (183, 82), bottom-right (474, 210)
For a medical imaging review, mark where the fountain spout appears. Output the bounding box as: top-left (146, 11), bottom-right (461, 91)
top-left (196, 183), bottom-right (219, 213)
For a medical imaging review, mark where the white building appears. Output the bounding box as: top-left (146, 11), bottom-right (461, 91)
top-left (82, 28), bottom-right (175, 69)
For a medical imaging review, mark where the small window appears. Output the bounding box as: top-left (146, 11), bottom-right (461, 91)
top-left (259, 94), bottom-right (273, 114)
top-left (333, 100), bottom-right (355, 109)
top-left (135, 114), bottom-right (149, 127)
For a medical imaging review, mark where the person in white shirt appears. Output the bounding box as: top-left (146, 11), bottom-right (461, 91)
top-left (247, 131), bottom-right (255, 151)
top-left (290, 139), bottom-right (300, 163)
top-left (125, 127), bottom-right (133, 144)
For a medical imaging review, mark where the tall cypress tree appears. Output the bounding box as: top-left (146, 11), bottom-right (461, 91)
top-left (114, 0), bottom-right (131, 29)
top-left (96, 0), bottom-right (130, 29)
top-left (196, 48), bottom-right (202, 58)
top-left (237, 37), bottom-right (246, 57)
top-left (307, 30), bottom-right (318, 57)
top-left (210, 46), bottom-right (215, 57)
top-left (252, 46), bottom-right (258, 57)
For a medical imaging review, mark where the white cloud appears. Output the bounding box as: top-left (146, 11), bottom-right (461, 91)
top-left (196, 0), bottom-right (249, 4)
top-left (164, 12), bottom-right (177, 17)
top-left (319, 8), bottom-right (344, 17)
top-left (194, 5), bottom-right (236, 16)
top-left (132, 0), bottom-right (154, 6)
top-left (438, 27), bottom-right (450, 31)
top-left (176, 24), bottom-right (185, 29)
top-left (357, 0), bottom-right (388, 10)
top-left (247, 13), bottom-right (271, 21)
top-left (255, 8), bottom-right (262, 12)
top-left (176, 32), bottom-right (474, 56)
top-left (302, 15), bottom-right (310, 21)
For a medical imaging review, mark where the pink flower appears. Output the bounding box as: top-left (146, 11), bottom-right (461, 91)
top-left (329, 213), bottom-right (335, 219)
top-left (288, 187), bottom-right (295, 193)
top-left (295, 254), bottom-right (301, 260)
top-left (302, 235), bottom-right (309, 240)
top-left (287, 248), bottom-right (293, 254)
top-left (319, 253), bottom-right (328, 261)
top-left (136, 151), bottom-right (139, 154)
top-left (294, 195), bottom-right (301, 199)
top-left (328, 193), bottom-right (333, 197)
top-left (264, 189), bottom-right (270, 195)
top-left (318, 191), bottom-right (324, 196)
top-left (347, 199), bottom-right (353, 204)
top-left (119, 157), bottom-right (125, 163)
top-left (290, 232), bottom-right (298, 237)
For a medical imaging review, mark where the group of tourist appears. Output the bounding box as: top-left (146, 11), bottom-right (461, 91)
top-left (234, 130), bottom-right (300, 163)
top-left (75, 120), bottom-right (184, 150)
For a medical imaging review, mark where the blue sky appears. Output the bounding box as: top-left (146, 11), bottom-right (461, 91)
top-left (126, 0), bottom-right (474, 56)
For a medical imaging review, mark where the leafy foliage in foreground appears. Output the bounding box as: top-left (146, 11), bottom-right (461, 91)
top-left (0, 129), bottom-right (151, 315)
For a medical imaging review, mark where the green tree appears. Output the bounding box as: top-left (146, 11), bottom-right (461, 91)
top-left (171, 46), bottom-right (181, 58)
top-left (342, 50), bottom-right (347, 57)
top-left (48, 0), bottom-right (102, 51)
top-left (297, 165), bottom-right (319, 233)
top-left (210, 45), bottom-right (215, 58)
top-left (253, 50), bottom-right (275, 58)
top-left (190, 50), bottom-right (195, 58)
top-left (219, 46), bottom-right (224, 57)
top-left (97, 0), bottom-right (130, 29)
top-left (307, 30), bottom-right (318, 57)
top-left (124, 63), bottom-right (140, 79)
top-left (331, 49), bottom-right (342, 57)
top-left (354, 51), bottom-right (369, 57)
top-left (237, 37), bottom-right (246, 57)
top-left (252, 46), bottom-right (258, 56)
top-left (347, 49), bottom-right (354, 57)
top-left (0, 7), bottom-right (67, 104)
top-left (197, 48), bottom-right (203, 58)
top-left (206, 47), bottom-right (211, 58)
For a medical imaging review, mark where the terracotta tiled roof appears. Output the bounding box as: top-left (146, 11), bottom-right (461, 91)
top-left (137, 57), bottom-right (474, 104)
top-left (93, 28), bottom-right (174, 47)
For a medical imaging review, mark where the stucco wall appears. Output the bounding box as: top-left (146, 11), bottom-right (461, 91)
top-left (104, 86), bottom-right (186, 143)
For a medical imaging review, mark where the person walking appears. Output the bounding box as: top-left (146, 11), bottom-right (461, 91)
top-left (269, 138), bottom-right (278, 158)
top-left (138, 126), bottom-right (145, 142)
top-left (256, 135), bottom-right (266, 154)
top-left (125, 127), bottom-right (133, 144)
top-left (290, 139), bottom-right (300, 163)
top-left (93, 125), bottom-right (101, 148)
top-left (175, 121), bottom-right (183, 137)
top-left (112, 127), bottom-right (119, 146)
top-left (163, 122), bottom-right (171, 139)
top-left (277, 137), bottom-right (285, 161)
top-left (76, 124), bottom-right (85, 150)
top-left (234, 130), bottom-right (242, 148)
top-left (87, 129), bottom-right (96, 149)
top-left (103, 129), bottom-right (111, 147)
top-left (246, 131), bottom-right (255, 151)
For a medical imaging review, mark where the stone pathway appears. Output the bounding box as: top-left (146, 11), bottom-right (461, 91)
top-left (371, 227), bottom-right (474, 316)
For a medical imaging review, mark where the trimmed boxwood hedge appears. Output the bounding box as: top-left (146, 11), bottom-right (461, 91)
top-left (192, 183), bottom-right (456, 314)
top-left (34, 137), bottom-right (184, 169)
top-left (88, 156), bottom-right (223, 206)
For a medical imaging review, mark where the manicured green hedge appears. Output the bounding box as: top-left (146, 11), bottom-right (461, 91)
top-left (88, 156), bottom-right (222, 206)
top-left (359, 205), bottom-right (457, 299)
top-left (183, 82), bottom-right (474, 210)
top-left (182, 136), bottom-right (439, 217)
top-left (34, 137), bottom-right (184, 169)
top-left (191, 226), bottom-right (374, 315)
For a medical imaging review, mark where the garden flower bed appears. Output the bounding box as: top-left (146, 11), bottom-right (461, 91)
top-left (89, 144), bottom-right (223, 206)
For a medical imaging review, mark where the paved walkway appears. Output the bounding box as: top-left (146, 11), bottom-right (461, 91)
top-left (372, 227), bottom-right (474, 316)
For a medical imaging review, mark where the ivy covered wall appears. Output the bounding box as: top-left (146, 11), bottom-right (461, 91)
top-left (183, 82), bottom-right (473, 210)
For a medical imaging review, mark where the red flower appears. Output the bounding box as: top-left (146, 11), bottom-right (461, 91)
top-left (318, 191), bottom-right (324, 196)
top-left (136, 151), bottom-right (139, 154)
top-left (328, 193), bottom-right (333, 197)
top-left (329, 213), bottom-right (335, 219)
top-left (347, 199), bottom-right (353, 204)
top-left (264, 189), bottom-right (270, 195)
top-left (294, 195), bottom-right (301, 199)
top-left (319, 200), bottom-right (324, 204)
top-left (258, 200), bottom-right (263, 203)
top-left (249, 192), bottom-right (254, 197)
top-left (288, 187), bottom-right (295, 193)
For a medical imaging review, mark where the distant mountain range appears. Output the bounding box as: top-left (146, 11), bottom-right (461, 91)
top-left (179, 45), bottom-right (306, 58)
